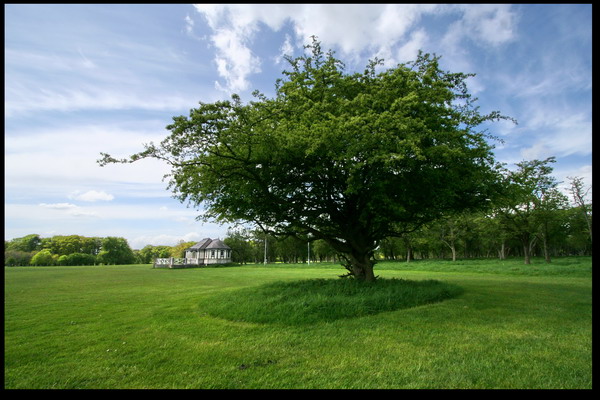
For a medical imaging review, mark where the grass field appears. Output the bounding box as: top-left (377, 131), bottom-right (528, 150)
top-left (4, 257), bottom-right (592, 389)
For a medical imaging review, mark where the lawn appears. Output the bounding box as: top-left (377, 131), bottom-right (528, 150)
top-left (4, 257), bottom-right (592, 389)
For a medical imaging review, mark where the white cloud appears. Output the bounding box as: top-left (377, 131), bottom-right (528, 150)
top-left (69, 190), bottom-right (115, 202)
top-left (274, 34), bottom-right (294, 64)
top-left (396, 28), bottom-right (429, 63)
top-left (184, 14), bottom-right (195, 35)
top-left (39, 203), bottom-right (79, 210)
top-left (519, 119), bottom-right (592, 161)
top-left (211, 27), bottom-right (262, 92)
top-left (27, 203), bottom-right (198, 222)
top-left (5, 82), bottom-right (200, 117)
top-left (455, 4), bottom-right (518, 46)
top-left (193, 4), bottom-right (518, 93)
top-left (38, 203), bottom-right (98, 218)
top-left (5, 123), bottom-right (172, 193)
top-left (4, 29), bottom-right (219, 117)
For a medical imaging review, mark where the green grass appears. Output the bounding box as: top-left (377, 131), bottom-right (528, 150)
top-left (201, 278), bottom-right (464, 325)
top-left (4, 257), bottom-right (592, 389)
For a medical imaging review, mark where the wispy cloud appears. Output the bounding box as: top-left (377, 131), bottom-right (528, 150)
top-left (69, 190), bottom-right (115, 202)
top-left (519, 111), bottom-right (592, 160)
top-left (5, 122), bottom-right (173, 205)
top-left (5, 80), bottom-right (204, 117)
top-left (39, 203), bottom-right (99, 218)
top-left (5, 14), bottom-right (217, 117)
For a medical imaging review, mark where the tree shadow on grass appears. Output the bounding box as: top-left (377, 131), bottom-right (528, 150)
top-left (199, 278), bottom-right (464, 326)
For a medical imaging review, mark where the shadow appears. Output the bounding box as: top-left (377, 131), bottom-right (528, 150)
top-left (198, 278), bottom-right (464, 326)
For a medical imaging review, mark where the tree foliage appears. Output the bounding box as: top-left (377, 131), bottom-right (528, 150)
top-left (97, 237), bottom-right (136, 265)
top-left (495, 157), bottom-right (569, 264)
top-left (5, 234), bottom-right (42, 253)
top-left (30, 249), bottom-right (57, 266)
top-left (567, 176), bottom-right (592, 243)
top-left (101, 38), bottom-right (512, 280)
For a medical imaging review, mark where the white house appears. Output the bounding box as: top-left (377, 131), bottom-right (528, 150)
top-left (185, 238), bottom-right (232, 265)
top-left (154, 238), bottom-right (232, 268)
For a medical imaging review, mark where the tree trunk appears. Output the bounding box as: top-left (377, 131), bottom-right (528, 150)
top-left (325, 233), bottom-right (377, 282)
top-left (521, 232), bottom-right (538, 265)
top-left (542, 234), bottom-right (550, 263)
top-left (349, 253), bottom-right (376, 282)
top-left (442, 238), bottom-right (456, 262)
top-left (404, 237), bottom-right (413, 263)
top-left (498, 240), bottom-right (506, 260)
top-left (542, 221), bottom-right (551, 263)
top-left (523, 243), bottom-right (531, 264)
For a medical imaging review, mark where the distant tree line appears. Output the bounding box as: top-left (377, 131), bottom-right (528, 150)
top-left (4, 235), bottom-right (136, 266)
top-left (224, 167), bottom-right (592, 265)
top-left (221, 195), bottom-right (591, 266)
top-left (223, 228), bottom-right (338, 264)
top-left (5, 167), bottom-right (591, 267)
top-left (4, 234), bottom-right (199, 267)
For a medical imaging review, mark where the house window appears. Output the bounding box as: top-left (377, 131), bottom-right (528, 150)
top-left (220, 250), bottom-right (224, 258)
top-left (211, 250), bottom-right (215, 258)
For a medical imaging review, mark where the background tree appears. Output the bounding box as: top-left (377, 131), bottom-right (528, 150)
top-left (99, 38), bottom-right (512, 281)
top-left (5, 234), bottom-right (41, 253)
top-left (311, 239), bottom-right (336, 262)
top-left (97, 237), bottom-right (135, 265)
top-left (224, 228), bottom-right (254, 264)
top-left (378, 237), bottom-right (404, 261)
top-left (57, 253), bottom-right (97, 266)
top-left (276, 236), bottom-right (307, 263)
top-left (30, 249), bottom-right (56, 266)
top-left (496, 157), bottom-right (561, 264)
top-left (562, 206), bottom-right (592, 255)
top-left (81, 237), bottom-right (103, 255)
top-left (428, 215), bottom-right (467, 261)
top-left (567, 176), bottom-right (592, 244)
top-left (137, 245), bottom-right (172, 264)
top-left (534, 187), bottom-right (569, 263)
top-left (170, 240), bottom-right (196, 258)
top-left (5, 250), bottom-right (35, 266)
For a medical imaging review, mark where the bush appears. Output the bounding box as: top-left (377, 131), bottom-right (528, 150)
top-left (57, 253), bottom-right (97, 266)
top-left (4, 250), bottom-right (35, 266)
top-left (30, 249), bottom-right (57, 266)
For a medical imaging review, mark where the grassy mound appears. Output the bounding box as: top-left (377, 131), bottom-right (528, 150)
top-left (200, 278), bottom-right (463, 325)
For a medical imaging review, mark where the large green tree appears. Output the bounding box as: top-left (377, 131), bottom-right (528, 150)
top-left (99, 38), bottom-right (511, 281)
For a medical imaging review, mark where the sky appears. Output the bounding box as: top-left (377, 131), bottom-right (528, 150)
top-left (5, 4), bottom-right (592, 249)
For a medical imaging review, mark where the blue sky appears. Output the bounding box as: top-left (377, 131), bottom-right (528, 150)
top-left (5, 4), bottom-right (592, 249)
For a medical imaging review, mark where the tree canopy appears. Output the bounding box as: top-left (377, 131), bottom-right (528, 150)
top-left (99, 38), bottom-right (513, 281)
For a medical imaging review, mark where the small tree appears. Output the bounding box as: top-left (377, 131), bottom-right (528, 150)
top-left (99, 38), bottom-right (511, 281)
top-left (30, 249), bottom-right (56, 266)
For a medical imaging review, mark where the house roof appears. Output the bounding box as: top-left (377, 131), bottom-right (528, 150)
top-left (205, 239), bottom-right (230, 250)
top-left (187, 238), bottom-right (230, 250)
top-left (188, 238), bottom-right (211, 250)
